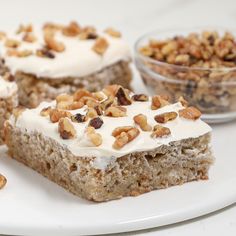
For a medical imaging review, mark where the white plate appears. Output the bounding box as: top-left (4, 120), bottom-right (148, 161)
top-left (0, 121), bottom-right (235, 236)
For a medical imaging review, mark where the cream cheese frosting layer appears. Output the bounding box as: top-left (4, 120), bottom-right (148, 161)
top-left (0, 76), bottom-right (17, 98)
top-left (0, 30), bottom-right (131, 79)
top-left (10, 98), bottom-right (212, 170)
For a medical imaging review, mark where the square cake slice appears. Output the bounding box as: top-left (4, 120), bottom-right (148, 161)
top-left (4, 85), bottom-right (214, 201)
top-left (0, 76), bottom-right (18, 144)
top-left (0, 22), bottom-right (132, 108)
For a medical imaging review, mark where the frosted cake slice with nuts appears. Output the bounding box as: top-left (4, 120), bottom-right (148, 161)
top-left (5, 85), bottom-right (214, 202)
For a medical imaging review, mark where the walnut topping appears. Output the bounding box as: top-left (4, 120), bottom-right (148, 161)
top-left (86, 127), bottom-right (102, 146)
top-left (7, 49), bottom-right (33, 57)
top-left (0, 174), bottom-right (7, 189)
top-left (178, 96), bottom-right (188, 108)
top-left (58, 117), bottom-right (76, 139)
top-left (132, 94), bottom-right (149, 102)
top-left (88, 117), bottom-right (104, 129)
top-left (57, 101), bottom-right (84, 110)
top-left (40, 106), bottom-right (52, 116)
top-left (133, 114), bottom-right (152, 131)
top-left (56, 94), bottom-right (73, 103)
top-left (73, 89), bottom-right (93, 102)
top-left (104, 28), bottom-right (121, 38)
top-left (71, 113), bottom-right (87, 123)
top-left (79, 26), bottom-right (97, 40)
top-left (49, 108), bottom-right (72, 123)
top-left (62, 21), bottom-right (81, 37)
top-left (36, 47), bottom-right (55, 59)
top-left (112, 126), bottom-right (140, 149)
top-left (151, 95), bottom-right (170, 110)
top-left (44, 30), bottom-right (65, 52)
top-left (115, 86), bottom-right (132, 106)
top-left (92, 37), bottom-right (109, 55)
top-left (16, 24), bottom-right (33, 34)
top-left (0, 31), bottom-right (6, 40)
top-left (101, 96), bottom-right (117, 110)
top-left (105, 106), bottom-right (127, 117)
top-left (92, 91), bottom-right (107, 101)
top-left (86, 107), bottom-right (99, 119)
top-left (154, 111), bottom-right (178, 123)
top-left (22, 33), bottom-right (37, 43)
top-left (151, 125), bottom-right (171, 138)
top-left (43, 22), bottom-right (62, 31)
top-left (179, 106), bottom-right (202, 120)
top-left (5, 39), bottom-right (21, 48)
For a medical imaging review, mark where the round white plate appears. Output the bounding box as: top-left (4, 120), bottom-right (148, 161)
top-left (0, 122), bottom-right (235, 236)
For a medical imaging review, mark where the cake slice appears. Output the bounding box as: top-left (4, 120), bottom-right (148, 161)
top-left (4, 85), bottom-right (214, 202)
top-left (0, 76), bottom-right (18, 144)
top-left (0, 22), bottom-right (132, 108)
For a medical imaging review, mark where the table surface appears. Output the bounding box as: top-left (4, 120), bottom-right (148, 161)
top-left (0, 0), bottom-right (236, 235)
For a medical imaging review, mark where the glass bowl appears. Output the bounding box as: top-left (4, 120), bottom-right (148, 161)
top-left (134, 27), bottom-right (236, 123)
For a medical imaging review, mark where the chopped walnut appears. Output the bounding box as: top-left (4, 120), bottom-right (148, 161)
top-left (133, 114), bottom-right (152, 131)
top-left (22, 33), bottom-right (37, 43)
top-left (86, 107), bottom-right (99, 119)
top-left (104, 28), bottom-right (121, 38)
top-left (40, 106), bottom-right (52, 116)
top-left (151, 125), bottom-right (171, 138)
top-left (132, 94), bottom-right (149, 102)
top-left (43, 22), bottom-right (62, 31)
top-left (88, 117), bottom-right (104, 129)
top-left (0, 174), bottom-right (7, 189)
top-left (151, 95), bottom-right (170, 110)
top-left (112, 126), bottom-right (140, 149)
top-left (115, 86), bottom-right (132, 106)
top-left (62, 21), bottom-right (81, 37)
top-left (57, 101), bottom-right (84, 110)
top-left (49, 108), bottom-right (72, 123)
top-left (86, 126), bottom-right (102, 146)
top-left (101, 96), bottom-right (117, 110)
top-left (154, 111), bottom-right (178, 123)
top-left (7, 49), bottom-right (33, 57)
top-left (73, 89), bottom-right (93, 102)
top-left (36, 47), bottom-right (55, 59)
top-left (16, 24), bottom-right (33, 34)
top-left (178, 96), bottom-right (188, 107)
top-left (92, 37), bottom-right (109, 55)
top-left (56, 94), bottom-right (73, 103)
top-left (71, 113), bottom-right (87, 123)
top-left (58, 117), bottom-right (76, 139)
top-left (79, 26), bottom-right (97, 40)
top-left (44, 30), bottom-right (65, 52)
top-left (5, 39), bottom-right (21, 48)
top-left (179, 106), bottom-right (201, 120)
top-left (105, 106), bottom-right (126, 117)
top-left (92, 91), bottom-right (107, 101)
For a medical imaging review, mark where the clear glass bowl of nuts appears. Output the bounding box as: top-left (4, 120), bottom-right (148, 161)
top-left (134, 27), bottom-right (236, 123)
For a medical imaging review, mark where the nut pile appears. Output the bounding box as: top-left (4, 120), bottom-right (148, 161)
top-left (139, 31), bottom-right (236, 114)
top-left (37, 85), bottom-right (202, 150)
top-left (0, 21), bottom-right (122, 59)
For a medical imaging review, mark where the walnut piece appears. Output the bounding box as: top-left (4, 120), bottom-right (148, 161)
top-left (71, 113), bottom-right (87, 123)
top-left (5, 39), bottom-right (21, 48)
top-left (151, 95), bottom-right (170, 110)
top-left (151, 125), bottom-right (171, 138)
top-left (62, 21), bottom-right (81, 37)
top-left (105, 106), bottom-right (127, 117)
top-left (0, 174), bottom-right (7, 189)
top-left (44, 30), bottom-right (65, 52)
top-left (92, 37), bottom-right (109, 55)
top-left (133, 114), bottom-right (152, 131)
top-left (86, 127), bottom-right (102, 146)
top-left (104, 28), bottom-right (121, 38)
top-left (115, 86), bottom-right (132, 106)
top-left (49, 108), bottom-right (72, 123)
top-left (40, 106), bottom-right (52, 116)
top-left (79, 26), bottom-right (97, 40)
top-left (22, 33), bottom-right (37, 43)
top-left (16, 24), bottom-right (33, 34)
top-left (7, 49), bottom-right (32, 57)
top-left (178, 96), bottom-right (189, 107)
top-left (112, 126), bottom-right (140, 149)
top-left (132, 94), bottom-right (149, 102)
top-left (154, 111), bottom-right (178, 123)
top-left (58, 117), bottom-right (76, 139)
top-left (36, 48), bottom-right (55, 59)
top-left (179, 106), bottom-right (202, 120)
top-left (73, 89), bottom-right (94, 102)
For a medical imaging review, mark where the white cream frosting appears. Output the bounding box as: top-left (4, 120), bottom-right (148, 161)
top-left (9, 98), bottom-right (212, 170)
top-left (0, 30), bottom-right (131, 79)
top-left (0, 76), bottom-right (17, 98)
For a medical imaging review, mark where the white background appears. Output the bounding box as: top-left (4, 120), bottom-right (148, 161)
top-left (0, 0), bottom-right (236, 235)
